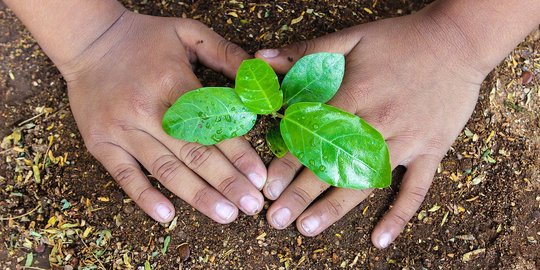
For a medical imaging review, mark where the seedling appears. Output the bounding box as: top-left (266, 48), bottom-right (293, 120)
top-left (163, 53), bottom-right (391, 189)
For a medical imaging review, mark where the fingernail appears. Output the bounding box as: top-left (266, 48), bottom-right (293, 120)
top-left (301, 216), bottom-right (321, 234)
top-left (248, 173), bottom-right (265, 190)
top-left (155, 203), bottom-right (173, 221)
top-left (378, 233), bottom-right (392, 249)
top-left (267, 181), bottom-right (284, 199)
top-left (215, 202), bottom-right (236, 221)
top-left (272, 208), bottom-right (291, 228)
top-left (258, 49), bottom-right (279, 58)
top-left (239, 195), bottom-right (260, 214)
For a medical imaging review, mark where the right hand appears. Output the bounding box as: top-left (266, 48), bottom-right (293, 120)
top-left (59, 11), bottom-right (267, 223)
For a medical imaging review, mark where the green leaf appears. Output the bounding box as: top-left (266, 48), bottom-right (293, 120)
top-left (25, 252), bottom-right (33, 267)
top-left (162, 235), bottom-right (171, 255)
top-left (280, 102), bottom-right (391, 189)
top-left (163, 87), bottom-right (257, 145)
top-left (60, 199), bottom-right (71, 210)
top-left (144, 260), bottom-right (152, 270)
top-left (266, 126), bottom-right (288, 158)
top-left (281, 52), bottom-right (345, 106)
top-left (235, 59), bottom-right (282, 114)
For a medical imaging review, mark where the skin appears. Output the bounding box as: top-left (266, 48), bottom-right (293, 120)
top-left (4, 1), bottom-right (267, 224)
top-left (5, 0), bottom-right (540, 250)
top-left (256, 0), bottom-right (540, 248)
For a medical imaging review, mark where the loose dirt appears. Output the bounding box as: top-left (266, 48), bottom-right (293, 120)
top-left (1, 1), bottom-right (539, 269)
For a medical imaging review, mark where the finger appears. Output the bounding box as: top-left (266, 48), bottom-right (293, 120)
top-left (88, 142), bottom-right (175, 223)
top-left (266, 169), bottom-right (329, 229)
top-left (149, 130), bottom-right (265, 215)
top-left (263, 152), bottom-right (303, 200)
top-left (371, 154), bottom-right (441, 249)
top-left (386, 137), bottom-right (417, 169)
top-left (176, 19), bottom-right (250, 79)
top-left (216, 137), bottom-right (267, 190)
top-left (255, 26), bottom-right (364, 74)
top-left (296, 188), bottom-right (373, 236)
top-left (113, 131), bottom-right (242, 223)
top-left (160, 63), bottom-right (203, 106)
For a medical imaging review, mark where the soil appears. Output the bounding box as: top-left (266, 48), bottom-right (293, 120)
top-left (1, 1), bottom-right (539, 269)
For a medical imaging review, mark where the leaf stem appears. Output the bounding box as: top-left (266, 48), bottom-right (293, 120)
top-left (272, 112), bottom-right (284, 118)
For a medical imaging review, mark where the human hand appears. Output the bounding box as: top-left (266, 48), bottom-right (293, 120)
top-left (59, 11), bottom-right (267, 223)
top-left (255, 9), bottom-right (491, 248)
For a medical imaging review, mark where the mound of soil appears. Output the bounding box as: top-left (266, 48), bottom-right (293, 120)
top-left (1, 1), bottom-right (539, 269)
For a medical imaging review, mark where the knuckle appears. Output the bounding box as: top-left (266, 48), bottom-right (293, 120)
top-left (323, 198), bottom-right (344, 218)
top-left (291, 40), bottom-right (312, 57)
top-left (329, 89), bottom-right (360, 114)
top-left (407, 185), bottom-right (429, 205)
top-left (230, 151), bottom-right (248, 169)
top-left (135, 186), bottom-right (155, 205)
top-left (217, 175), bottom-right (239, 197)
top-left (290, 186), bottom-right (313, 206)
top-left (218, 39), bottom-right (244, 58)
top-left (192, 187), bottom-right (212, 208)
top-left (151, 155), bottom-right (183, 185)
top-left (422, 139), bottom-right (446, 158)
top-left (111, 165), bottom-right (152, 203)
top-left (157, 70), bottom-right (181, 96)
top-left (390, 208), bottom-right (410, 227)
top-left (179, 143), bottom-right (212, 170)
top-left (112, 164), bottom-right (139, 187)
top-left (127, 91), bottom-right (160, 119)
top-left (373, 100), bottom-right (399, 126)
top-left (277, 156), bottom-right (299, 176)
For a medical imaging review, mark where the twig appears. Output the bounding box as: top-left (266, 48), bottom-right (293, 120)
top-left (76, 231), bottom-right (107, 270)
top-left (17, 112), bottom-right (47, 127)
top-left (0, 203), bottom-right (41, 221)
top-left (17, 104), bottom-right (69, 127)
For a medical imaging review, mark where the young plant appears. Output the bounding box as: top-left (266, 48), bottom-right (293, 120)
top-left (162, 53), bottom-right (391, 190)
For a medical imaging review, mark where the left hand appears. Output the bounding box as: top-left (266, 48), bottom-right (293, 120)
top-left (255, 9), bottom-right (489, 248)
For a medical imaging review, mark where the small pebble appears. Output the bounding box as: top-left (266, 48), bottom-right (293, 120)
top-left (123, 204), bottom-right (135, 214)
top-left (178, 243), bottom-right (190, 262)
top-left (521, 71), bottom-right (534, 85)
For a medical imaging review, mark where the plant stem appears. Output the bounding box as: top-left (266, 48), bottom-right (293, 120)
top-left (273, 112), bottom-right (284, 118)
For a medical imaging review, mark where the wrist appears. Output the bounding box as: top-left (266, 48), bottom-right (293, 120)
top-left (415, 0), bottom-right (540, 80)
top-left (5, 0), bottom-right (127, 67)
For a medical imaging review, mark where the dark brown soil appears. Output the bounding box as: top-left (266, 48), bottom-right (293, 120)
top-left (1, 1), bottom-right (539, 269)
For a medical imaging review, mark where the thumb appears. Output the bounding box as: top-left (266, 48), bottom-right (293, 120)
top-left (176, 19), bottom-right (250, 79)
top-left (255, 26), bottom-right (364, 74)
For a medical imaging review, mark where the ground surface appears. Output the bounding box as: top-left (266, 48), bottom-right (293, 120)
top-left (1, 1), bottom-right (539, 269)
